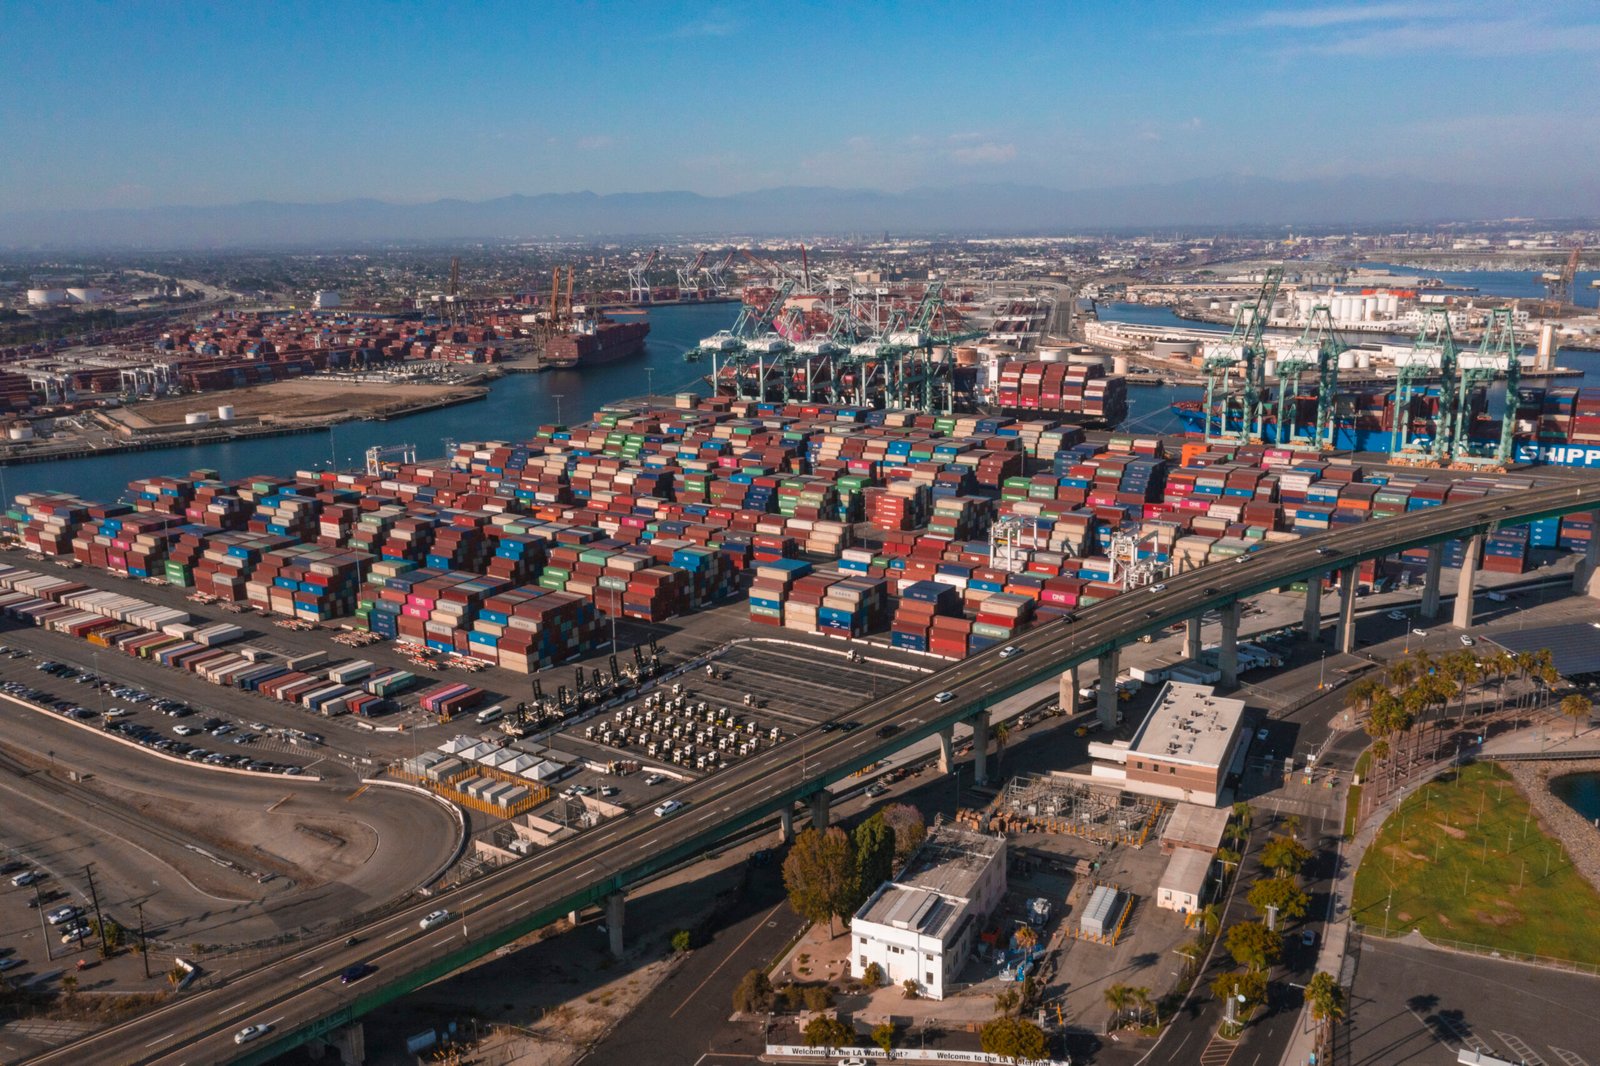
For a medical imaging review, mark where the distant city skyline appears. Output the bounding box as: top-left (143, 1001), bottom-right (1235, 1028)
top-left (2, 0), bottom-right (1597, 215)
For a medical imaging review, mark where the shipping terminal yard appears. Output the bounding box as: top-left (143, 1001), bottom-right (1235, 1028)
top-left (4, 231), bottom-right (1600, 1066)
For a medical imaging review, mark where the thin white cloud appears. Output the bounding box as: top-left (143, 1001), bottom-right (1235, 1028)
top-left (950, 142), bottom-right (1017, 165)
top-left (1251, 2), bottom-right (1453, 29)
top-left (576, 135), bottom-right (614, 151)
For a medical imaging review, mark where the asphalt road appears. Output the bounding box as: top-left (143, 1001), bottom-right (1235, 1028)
top-left (24, 481), bottom-right (1600, 1066)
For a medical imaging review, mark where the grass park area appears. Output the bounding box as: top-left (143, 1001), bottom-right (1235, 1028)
top-left (1351, 761), bottom-right (1600, 964)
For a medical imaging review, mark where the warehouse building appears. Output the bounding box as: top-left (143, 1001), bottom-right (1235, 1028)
top-left (1156, 847), bottom-right (1212, 914)
top-left (1087, 681), bottom-right (1249, 807)
top-left (849, 824), bottom-right (1006, 1000)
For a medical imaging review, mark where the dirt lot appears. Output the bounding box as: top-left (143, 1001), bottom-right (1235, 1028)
top-left (109, 378), bottom-right (486, 429)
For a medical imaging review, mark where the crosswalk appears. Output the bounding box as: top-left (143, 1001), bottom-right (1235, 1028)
top-left (1196, 1031), bottom-right (1240, 1066)
top-left (1549, 1048), bottom-right (1593, 1066)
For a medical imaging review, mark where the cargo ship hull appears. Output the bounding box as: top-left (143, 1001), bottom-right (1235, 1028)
top-left (545, 319), bottom-right (649, 369)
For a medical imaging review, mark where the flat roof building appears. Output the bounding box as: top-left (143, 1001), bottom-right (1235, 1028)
top-left (849, 824), bottom-right (1006, 1000)
top-left (1157, 847), bottom-right (1213, 914)
top-left (1087, 681), bottom-right (1248, 807)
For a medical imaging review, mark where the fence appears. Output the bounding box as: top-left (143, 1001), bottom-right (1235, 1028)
top-left (1352, 923), bottom-right (1600, 978)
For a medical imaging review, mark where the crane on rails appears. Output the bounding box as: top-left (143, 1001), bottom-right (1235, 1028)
top-left (627, 249), bottom-right (660, 305)
top-left (1392, 308), bottom-right (1459, 463)
top-left (1542, 244), bottom-right (1582, 307)
top-left (1451, 307), bottom-right (1520, 467)
top-left (1272, 304), bottom-right (1342, 450)
top-left (1201, 267), bottom-right (1282, 445)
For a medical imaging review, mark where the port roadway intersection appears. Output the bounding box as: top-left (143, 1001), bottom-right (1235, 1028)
top-left (25, 481), bottom-right (1600, 1066)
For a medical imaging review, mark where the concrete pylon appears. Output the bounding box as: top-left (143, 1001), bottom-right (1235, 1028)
top-left (1218, 601), bottom-right (1241, 690)
top-left (1335, 567), bottom-right (1358, 655)
top-left (777, 806), bottom-right (794, 844)
top-left (808, 791), bottom-right (830, 830)
top-left (327, 1024), bottom-right (365, 1066)
top-left (1453, 534), bottom-right (1482, 630)
top-left (605, 892), bottom-right (625, 959)
top-left (1186, 616), bottom-right (1203, 660)
top-left (1419, 545), bottom-right (1444, 620)
top-left (1097, 649), bottom-right (1120, 728)
top-left (971, 712), bottom-right (989, 786)
top-left (1574, 533), bottom-right (1600, 598)
top-left (937, 726), bottom-right (955, 774)
top-left (1302, 573), bottom-right (1322, 642)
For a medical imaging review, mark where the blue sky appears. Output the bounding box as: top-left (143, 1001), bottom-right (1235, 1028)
top-left (1, 0), bottom-right (1597, 212)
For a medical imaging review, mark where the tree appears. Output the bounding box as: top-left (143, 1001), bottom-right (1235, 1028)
top-left (732, 968), bottom-right (774, 1013)
top-left (671, 929), bottom-right (692, 953)
top-left (1225, 921), bottom-right (1282, 973)
top-left (1248, 877), bottom-right (1311, 924)
top-left (1231, 801), bottom-right (1254, 833)
top-left (1216, 846), bottom-right (1242, 873)
top-left (803, 986), bottom-right (835, 1012)
top-left (882, 803), bottom-right (927, 863)
top-left (1260, 834), bottom-right (1314, 880)
top-left (872, 1021), bottom-right (897, 1057)
top-left (1104, 983), bottom-right (1134, 1030)
top-left (1176, 939), bottom-right (1205, 977)
top-left (60, 974), bottom-right (78, 997)
top-left (803, 1015), bottom-right (854, 1049)
top-left (1130, 986), bottom-right (1156, 1027)
top-left (979, 1016), bottom-right (1050, 1062)
top-left (992, 721), bottom-right (1010, 774)
top-left (782, 826), bottom-right (856, 936)
top-left (1196, 902), bottom-right (1222, 938)
top-left (1211, 968), bottom-right (1268, 1014)
top-left (1561, 693), bottom-right (1592, 737)
top-left (1014, 923), bottom-right (1039, 955)
top-left (902, 978), bottom-right (920, 999)
top-left (862, 962), bottom-right (885, 987)
top-left (1223, 820), bottom-right (1250, 849)
top-left (1306, 971), bottom-right (1347, 1054)
top-left (851, 814), bottom-right (897, 913)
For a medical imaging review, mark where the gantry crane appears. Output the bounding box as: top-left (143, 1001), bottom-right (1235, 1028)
top-left (1392, 308), bottom-right (1459, 462)
top-left (1451, 307), bottom-right (1520, 466)
top-left (1542, 244), bottom-right (1583, 307)
top-left (1201, 267), bottom-right (1282, 445)
top-left (628, 249), bottom-right (660, 304)
top-left (1273, 304), bottom-right (1343, 449)
top-left (676, 252), bottom-right (709, 301)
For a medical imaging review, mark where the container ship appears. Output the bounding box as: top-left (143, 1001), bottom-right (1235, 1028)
top-left (544, 314), bottom-right (649, 369)
top-left (1172, 385), bottom-right (1600, 468)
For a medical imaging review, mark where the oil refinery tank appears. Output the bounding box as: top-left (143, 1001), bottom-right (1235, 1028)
top-left (1035, 346), bottom-right (1066, 363)
top-left (184, 412), bottom-right (210, 425)
top-left (1152, 340), bottom-right (1199, 361)
top-left (216, 404), bottom-right (235, 421)
top-left (953, 345), bottom-right (980, 367)
top-left (1112, 354), bottom-right (1130, 375)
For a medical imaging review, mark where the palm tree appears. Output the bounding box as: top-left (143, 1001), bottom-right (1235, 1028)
top-left (1231, 801), bottom-right (1253, 833)
top-left (1197, 902), bottom-right (1222, 939)
top-left (1561, 694), bottom-right (1593, 737)
top-left (1130, 986), bottom-right (1156, 1028)
top-left (991, 721), bottom-right (1010, 774)
top-left (1387, 657), bottom-right (1415, 689)
top-left (1306, 972), bottom-right (1346, 1058)
top-left (1104, 983), bottom-right (1133, 1031)
top-left (1217, 845), bottom-right (1242, 874)
top-left (1176, 939), bottom-right (1205, 977)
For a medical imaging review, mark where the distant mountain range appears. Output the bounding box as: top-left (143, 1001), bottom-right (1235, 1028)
top-left (1, 176), bottom-right (1593, 248)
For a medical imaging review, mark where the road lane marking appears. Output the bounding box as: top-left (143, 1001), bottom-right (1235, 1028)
top-left (216, 1002), bottom-right (245, 1015)
top-left (670, 899), bottom-right (788, 1019)
top-left (297, 965), bottom-right (324, 978)
top-left (346, 784), bottom-right (369, 802)
top-left (386, 927), bottom-right (407, 939)
top-left (1493, 1033), bottom-right (1546, 1066)
top-left (465, 891), bottom-right (483, 903)
top-left (145, 1032), bottom-right (179, 1048)
top-left (1550, 1049), bottom-right (1591, 1066)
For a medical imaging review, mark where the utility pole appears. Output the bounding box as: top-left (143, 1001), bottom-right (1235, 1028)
top-left (136, 902), bottom-right (150, 978)
top-left (85, 864), bottom-right (107, 956)
top-left (35, 880), bottom-right (52, 961)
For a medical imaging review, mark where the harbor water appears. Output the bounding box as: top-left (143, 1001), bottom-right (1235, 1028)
top-left (5, 267), bottom-right (1594, 502)
top-left (1550, 772), bottom-right (1600, 824)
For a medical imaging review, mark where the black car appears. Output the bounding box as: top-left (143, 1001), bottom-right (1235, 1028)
top-left (876, 724), bottom-right (899, 739)
top-left (838, 721), bottom-right (861, 732)
top-left (339, 963), bottom-right (375, 985)
top-left (818, 722), bottom-right (838, 733)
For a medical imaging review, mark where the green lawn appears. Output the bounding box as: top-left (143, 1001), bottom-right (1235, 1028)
top-left (1351, 761), bottom-right (1600, 964)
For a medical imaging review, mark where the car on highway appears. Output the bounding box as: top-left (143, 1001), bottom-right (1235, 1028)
top-left (1316, 546), bottom-right (1335, 556)
top-left (933, 691), bottom-right (955, 704)
top-left (865, 782), bottom-right (889, 798)
top-left (818, 721), bottom-right (838, 733)
top-left (11, 871), bottom-right (44, 888)
top-left (339, 963), bottom-right (376, 984)
top-left (876, 723), bottom-right (900, 738)
top-left (234, 1024), bottom-right (272, 1045)
top-left (653, 800), bottom-right (685, 818)
top-left (1149, 583), bottom-right (1167, 592)
top-left (1460, 635), bottom-right (1476, 646)
top-left (998, 645), bottom-right (1022, 660)
top-left (418, 909), bottom-right (453, 931)
top-left (1412, 627), bottom-right (1428, 637)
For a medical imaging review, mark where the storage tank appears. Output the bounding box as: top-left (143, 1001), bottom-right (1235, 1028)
top-left (1112, 354), bottom-right (1130, 375)
top-left (1067, 351), bottom-right (1107, 370)
top-left (26, 289), bottom-right (68, 307)
top-left (184, 412), bottom-right (210, 425)
top-left (1035, 346), bottom-right (1064, 363)
top-left (7, 422), bottom-right (34, 441)
top-left (216, 404), bottom-right (234, 421)
top-left (1337, 351), bottom-right (1357, 371)
top-left (953, 345), bottom-right (980, 367)
top-left (66, 288), bottom-right (107, 304)
top-left (1152, 340), bottom-right (1199, 361)
top-left (1356, 351), bottom-right (1372, 369)
top-left (1263, 358), bottom-right (1277, 378)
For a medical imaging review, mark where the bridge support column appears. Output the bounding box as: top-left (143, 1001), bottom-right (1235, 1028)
top-left (1453, 534), bottom-right (1482, 631)
top-left (937, 726), bottom-right (955, 774)
top-left (777, 806), bottom-right (794, 844)
top-left (1069, 664), bottom-right (1081, 709)
top-left (605, 892), bottom-right (625, 959)
top-left (808, 791), bottom-right (830, 831)
top-left (329, 1023), bottom-right (365, 1066)
top-left (1186, 617), bottom-right (1203, 660)
top-left (1219, 601), bottom-right (1241, 690)
top-left (1335, 567), bottom-right (1358, 655)
top-left (1302, 573), bottom-right (1322, 642)
top-left (1420, 545), bottom-right (1444, 620)
top-left (1097, 650), bottom-right (1120, 729)
top-left (970, 712), bottom-right (989, 787)
top-left (1575, 532), bottom-right (1600, 598)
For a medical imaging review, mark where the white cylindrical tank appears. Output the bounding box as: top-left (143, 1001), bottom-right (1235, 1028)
top-left (216, 404), bottom-right (234, 421)
top-left (27, 289), bottom-right (68, 307)
top-left (1337, 351), bottom-right (1357, 371)
top-left (7, 422), bottom-right (34, 441)
top-left (1067, 351), bottom-right (1106, 370)
top-left (184, 412), bottom-right (210, 425)
top-left (1263, 358), bottom-right (1278, 378)
top-left (66, 288), bottom-right (107, 304)
top-left (1035, 346), bottom-right (1065, 363)
top-left (1113, 354), bottom-right (1130, 376)
top-left (1356, 351), bottom-right (1372, 369)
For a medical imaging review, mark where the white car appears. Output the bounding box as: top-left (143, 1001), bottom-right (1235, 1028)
top-left (104, 707), bottom-right (134, 720)
top-left (234, 1023), bottom-right (272, 1045)
top-left (998, 646), bottom-right (1022, 660)
top-left (1149, 583), bottom-right (1167, 592)
top-left (1412, 627), bottom-right (1429, 637)
top-left (1459, 635), bottom-right (1476, 647)
top-left (933, 691), bottom-right (955, 704)
top-left (643, 773), bottom-right (665, 786)
top-left (11, 870), bottom-right (44, 887)
top-left (653, 800), bottom-right (685, 818)
top-left (173, 724), bottom-right (199, 736)
top-left (46, 906), bottom-right (81, 925)
top-left (418, 909), bottom-right (452, 931)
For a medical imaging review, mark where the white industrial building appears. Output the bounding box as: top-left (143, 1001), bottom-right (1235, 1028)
top-left (849, 824), bottom-right (1006, 1000)
top-left (1156, 847), bottom-right (1212, 914)
top-left (313, 290), bottom-right (342, 309)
